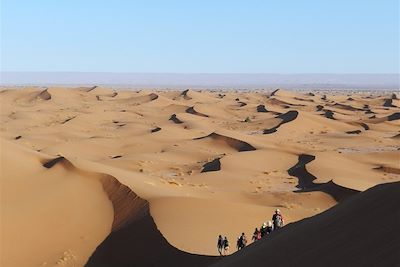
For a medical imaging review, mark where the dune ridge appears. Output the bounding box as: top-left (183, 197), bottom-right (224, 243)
top-left (210, 182), bottom-right (400, 267)
top-left (194, 132), bottom-right (257, 152)
top-left (186, 106), bottom-right (209, 117)
top-left (41, 155), bottom-right (149, 231)
top-left (169, 114), bottom-right (184, 124)
top-left (36, 88), bottom-right (52, 100)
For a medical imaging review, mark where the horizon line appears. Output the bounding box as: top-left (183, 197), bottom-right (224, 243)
top-left (1, 71), bottom-right (399, 75)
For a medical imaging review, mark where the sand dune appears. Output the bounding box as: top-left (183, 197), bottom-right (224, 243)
top-left (194, 132), bottom-right (257, 152)
top-left (116, 93), bottom-right (159, 105)
top-left (80, 85), bottom-right (98, 92)
top-left (36, 88), bottom-right (52, 100)
top-left (366, 112), bottom-right (400, 123)
top-left (1, 87), bottom-right (399, 267)
top-left (86, 211), bottom-right (215, 267)
top-left (211, 182), bottom-right (400, 267)
top-left (176, 89), bottom-right (193, 100)
top-left (0, 140), bottom-right (113, 267)
top-left (96, 92), bottom-right (118, 101)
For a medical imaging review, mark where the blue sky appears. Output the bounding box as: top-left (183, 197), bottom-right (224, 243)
top-left (1, 0), bottom-right (398, 73)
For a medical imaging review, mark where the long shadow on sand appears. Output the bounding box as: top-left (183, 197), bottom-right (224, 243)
top-left (84, 176), bottom-right (216, 267)
top-left (194, 133), bottom-right (256, 152)
top-left (263, 110), bottom-right (298, 134)
top-left (85, 212), bottom-right (216, 267)
top-left (287, 154), bottom-right (359, 202)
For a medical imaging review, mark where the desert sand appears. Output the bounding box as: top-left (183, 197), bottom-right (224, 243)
top-left (0, 87), bottom-right (399, 267)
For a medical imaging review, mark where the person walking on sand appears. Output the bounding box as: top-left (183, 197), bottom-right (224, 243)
top-left (272, 209), bottom-right (284, 230)
top-left (260, 222), bottom-right (267, 237)
top-left (240, 233), bottom-right (247, 248)
top-left (236, 233), bottom-right (245, 250)
top-left (236, 237), bottom-right (241, 251)
top-left (266, 221), bottom-right (274, 234)
top-left (252, 228), bottom-right (261, 242)
top-left (217, 235), bottom-right (224, 256)
top-left (223, 236), bottom-right (229, 255)
top-left (237, 232), bottom-right (248, 250)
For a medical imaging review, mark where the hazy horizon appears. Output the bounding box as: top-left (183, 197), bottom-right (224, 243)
top-left (1, 72), bottom-right (398, 90)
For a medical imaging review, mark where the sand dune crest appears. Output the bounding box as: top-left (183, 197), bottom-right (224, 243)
top-left (212, 182), bottom-right (400, 267)
top-left (194, 132), bottom-right (257, 152)
top-left (186, 106), bottom-right (209, 117)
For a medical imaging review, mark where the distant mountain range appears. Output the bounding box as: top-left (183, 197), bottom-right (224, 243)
top-left (1, 72), bottom-right (398, 90)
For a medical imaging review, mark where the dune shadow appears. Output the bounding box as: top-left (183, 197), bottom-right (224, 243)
top-left (151, 127), bottom-right (162, 133)
top-left (256, 105), bottom-right (268, 112)
top-left (36, 88), bottom-right (52, 100)
top-left (201, 158), bottom-right (221, 172)
top-left (287, 154), bottom-right (359, 202)
top-left (263, 110), bottom-right (298, 134)
top-left (383, 99), bottom-right (396, 107)
top-left (42, 156), bottom-right (66, 168)
top-left (86, 175), bottom-right (216, 267)
top-left (186, 106), bottom-right (209, 117)
top-left (322, 110), bottom-right (335, 120)
top-left (388, 112), bottom-right (400, 121)
top-left (194, 133), bottom-right (256, 152)
top-left (169, 114), bottom-right (184, 124)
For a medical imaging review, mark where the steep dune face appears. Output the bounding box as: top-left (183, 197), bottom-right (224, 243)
top-left (186, 106), bottom-right (209, 117)
top-left (41, 157), bottom-right (149, 232)
top-left (169, 114), bottom-right (184, 124)
top-left (1, 140), bottom-right (212, 267)
top-left (96, 92), bottom-right (118, 101)
top-left (201, 157), bottom-right (222, 172)
top-left (256, 104), bottom-right (268, 112)
top-left (194, 132), bottom-right (257, 152)
top-left (323, 109), bottom-right (335, 119)
top-left (176, 89), bottom-right (193, 100)
top-left (151, 126), bottom-right (162, 133)
top-left (99, 175), bottom-right (149, 231)
top-left (366, 112), bottom-right (400, 123)
top-left (80, 86), bottom-right (98, 92)
top-left (36, 88), bottom-right (52, 100)
top-left (331, 103), bottom-right (363, 111)
top-left (210, 182), bottom-right (400, 267)
top-left (383, 98), bottom-right (397, 107)
top-left (85, 201), bottom-right (215, 267)
top-left (13, 88), bottom-right (52, 103)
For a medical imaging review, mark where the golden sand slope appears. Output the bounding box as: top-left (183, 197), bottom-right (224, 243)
top-left (211, 181), bottom-right (400, 267)
top-left (0, 87), bottom-right (399, 266)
